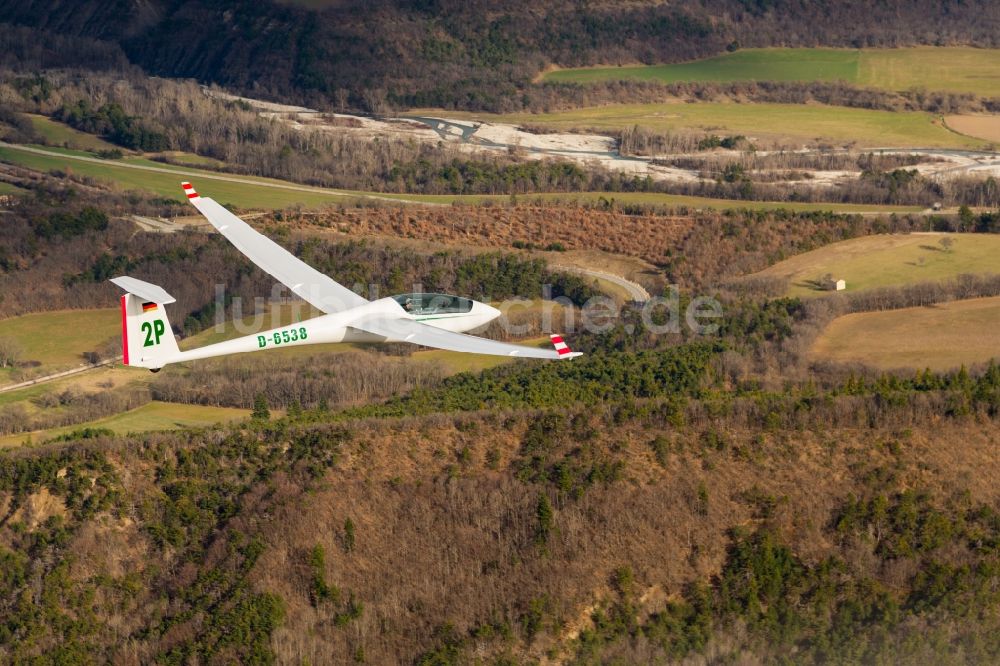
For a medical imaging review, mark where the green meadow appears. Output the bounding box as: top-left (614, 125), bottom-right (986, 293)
top-left (27, 114), bottom-right (121, 152)
top-left (0, 181), bottom-right (27, 195)
top-left (0, 142), bottom-right (920, 214)
top-left (426, 102), bottom-right (985, 149)
top-left (0, 308), bottom-right (120, 372)
top-left (0, 144), bottom-right (357, 208)
top-left (544, 47), bottom-right (1000, 97)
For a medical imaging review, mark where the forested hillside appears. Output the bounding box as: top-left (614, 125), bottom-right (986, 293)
top-left (2, 0), bottom-right (1000, 109)
top-left (5, 299), bottom-right (1000, 663)
top-left (4, 166), bottom-right (1000, 662)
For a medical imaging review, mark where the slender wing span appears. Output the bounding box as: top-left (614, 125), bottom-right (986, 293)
top-left (349, 315), bottom-right (582, 359)
top-left (182, 182), bottom-right (367, 313)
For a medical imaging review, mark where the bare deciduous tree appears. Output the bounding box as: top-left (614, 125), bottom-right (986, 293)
top-left (0, 336), bottom-right (22, 368)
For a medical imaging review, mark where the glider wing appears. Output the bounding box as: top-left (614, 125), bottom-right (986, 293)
top-left (182, 182), bottom-right (368, 313)
top-left (349, 315), bottom-right (581, 359)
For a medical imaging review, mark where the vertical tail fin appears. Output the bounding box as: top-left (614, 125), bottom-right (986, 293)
top-left (111, 276), bottom-right (180, 370)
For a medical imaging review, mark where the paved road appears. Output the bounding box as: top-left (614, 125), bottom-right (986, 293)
top-left (0, 142), bottom-right (441, 206)
top-left (551, 265), bottom-right (651, 302)
top-left (0, 357), bottom-right (122, 395)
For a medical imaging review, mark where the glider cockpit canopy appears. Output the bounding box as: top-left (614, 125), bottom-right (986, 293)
top-left (393, 293), bottom-right (474, 316)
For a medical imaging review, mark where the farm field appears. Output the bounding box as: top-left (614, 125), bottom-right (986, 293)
top-left (811, 295), bottom-right (1000, 371)
top-left (0, 308), bottom-right (120, 378)
top-left (422, 103), bottom-right (986, 149)
top-left (0, 401), bottom-right (250, 447)
top-left (0, 142), bottom-right (921, 213)
top-left (945, 115), bottom-right (1000, 143)
top-left (754, 233), bottom-right (1000, 297)
top-left (543, 47), bottom-right (1000, 97)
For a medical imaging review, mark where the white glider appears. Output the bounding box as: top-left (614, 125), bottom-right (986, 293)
top-left (110, 182), bottom-right (580, 370)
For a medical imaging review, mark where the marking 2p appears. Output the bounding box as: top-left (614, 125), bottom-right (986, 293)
top-left (141, 320), bottom-right (166, 347)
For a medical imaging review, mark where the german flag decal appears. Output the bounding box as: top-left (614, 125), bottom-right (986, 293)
top-left (142, 302), bottom-right (158, 313)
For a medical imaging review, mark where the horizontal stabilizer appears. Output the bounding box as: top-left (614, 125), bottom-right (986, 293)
top-left (110, 276), bottom-right (176, 304)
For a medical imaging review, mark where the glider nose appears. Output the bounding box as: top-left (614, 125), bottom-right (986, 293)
top-left (482, 302), bottom-right (502, 323)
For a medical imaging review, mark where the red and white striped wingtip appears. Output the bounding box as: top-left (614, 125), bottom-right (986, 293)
top-left (550, 333), bottom-right (573, 357)
top-left (181, 181), bottom-right (200, 200)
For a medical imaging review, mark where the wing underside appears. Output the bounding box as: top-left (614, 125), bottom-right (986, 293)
top-left (349, 315), bottom-right (581, 359)
top-left (182, 183), bottom-right (367, 313)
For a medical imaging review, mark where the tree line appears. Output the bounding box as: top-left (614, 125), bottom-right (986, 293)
top-left (6, 71), bottom-right (1000, 206)
top-left (4, 0), bottom-right (1000, 111)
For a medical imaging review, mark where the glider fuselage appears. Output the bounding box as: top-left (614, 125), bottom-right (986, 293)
top-left (128, 295), bottom-right (501, 368)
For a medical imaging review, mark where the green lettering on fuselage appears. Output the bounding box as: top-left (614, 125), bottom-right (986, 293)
top-left (258, 326), bottom-right (307, 348)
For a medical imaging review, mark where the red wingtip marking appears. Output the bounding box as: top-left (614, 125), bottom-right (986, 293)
top-left (181, 182), bottom-right (199, 199)
top-left (120, 294), bottom-right (129, 366)
top-left (550, 333), bottom-right (571, 356)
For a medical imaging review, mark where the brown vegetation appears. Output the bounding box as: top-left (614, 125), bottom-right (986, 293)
top-left (151, 350), bottom-right (446, 411)
top-left (280, 204), bottom-right (694, 266)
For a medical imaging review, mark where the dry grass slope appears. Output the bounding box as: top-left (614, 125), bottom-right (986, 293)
top-left (754, 233), bottom-right (1000, 297)
top-left (0, 401), bottom-right (249, 447)
top-left (0, 308), bottom-right (119, 377)
top-left (810, 295), bottom-right (1000, 371)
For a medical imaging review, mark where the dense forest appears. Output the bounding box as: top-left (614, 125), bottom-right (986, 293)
top-left (2, 1), bottom-right (1000, 110)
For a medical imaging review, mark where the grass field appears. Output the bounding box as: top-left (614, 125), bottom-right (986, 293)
top-left (423, 103), bottom-right (985, 149)
top-left (0, 366), bottom-right (146, 408)
top-left (27, 114), bottom-right (121, 152)
top-left (0, 142), bottom-right (921, 213)
top-left (543, 47), bottom-right (1000, 97)
top-left (754, 233), bottom-right (1000, 297)
top-left (0, 181), bottom-right (27, 195)
top-left (153, 151), bottom-right (228, 168)
top-left (0, 308), bottom-right (120, 374)
top-left (0, 144), bottom-right (360, 208)
top-left (0, 401), bottom-right (249, 447)
top-left (811, 295), bottom-right (1000, 371)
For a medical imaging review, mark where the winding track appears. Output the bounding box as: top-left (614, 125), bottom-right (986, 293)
top-left (0, 357), bottom-right (122, 395)
top-left (550, 265), bottom-right (651, 302)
